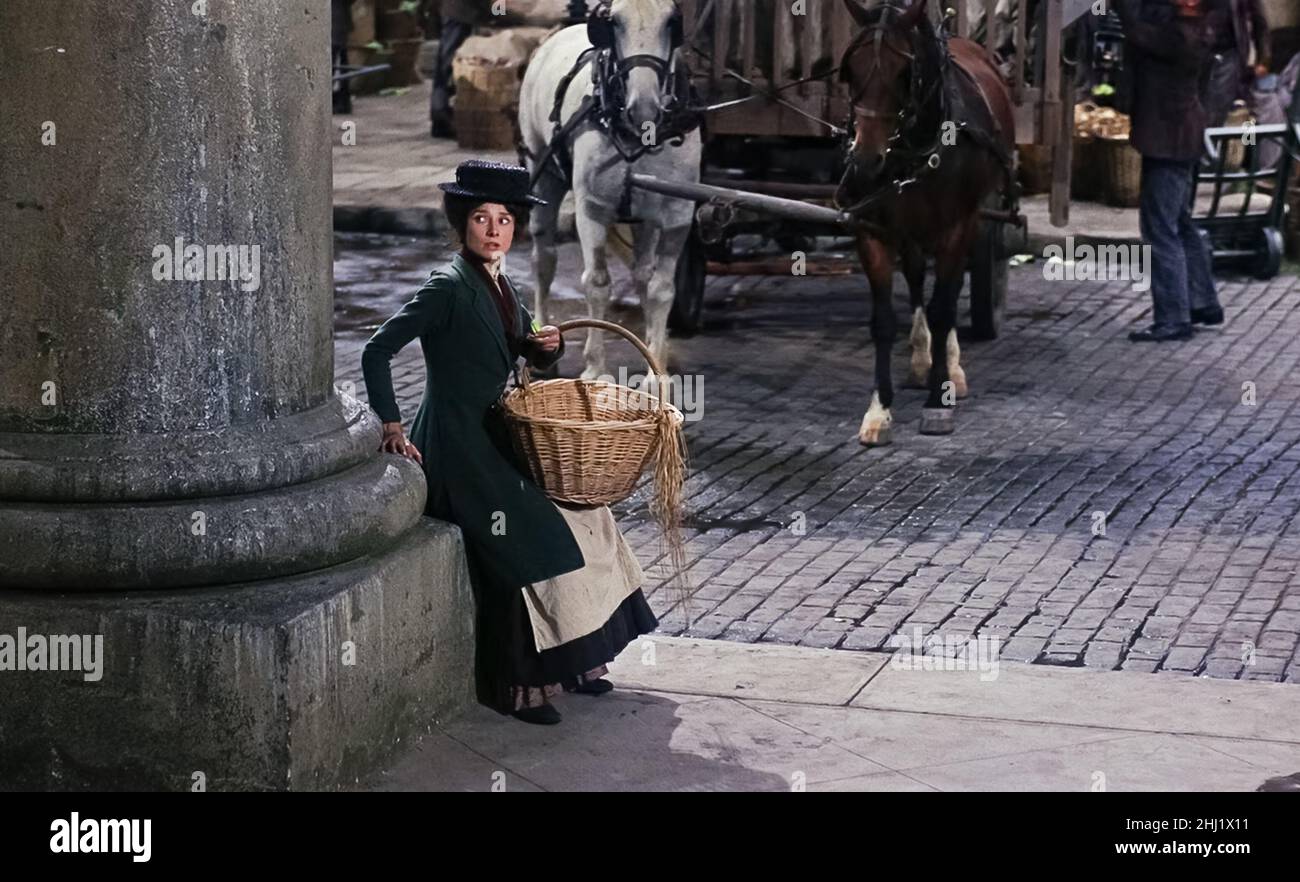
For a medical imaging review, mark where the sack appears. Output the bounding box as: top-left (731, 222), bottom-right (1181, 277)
top-left (1252, 54), bottom-right (1300, 169)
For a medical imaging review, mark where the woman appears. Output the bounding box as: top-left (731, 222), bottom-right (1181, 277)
top-left (362, 160), bottom-right (658, 725)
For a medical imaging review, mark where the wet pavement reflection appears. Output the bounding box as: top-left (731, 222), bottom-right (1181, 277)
top-left (333, 232), bottom-right (634, 348)
top-left (333, 233), bottom-right (453, 344)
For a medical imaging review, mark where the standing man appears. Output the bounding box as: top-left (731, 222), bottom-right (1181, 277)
top-left (431, 0), bottom-right (490, 138)
top-left (1202, 0), bottom-right (1272, 127)
top-left (1117, 0), bottom-right (1224, 342)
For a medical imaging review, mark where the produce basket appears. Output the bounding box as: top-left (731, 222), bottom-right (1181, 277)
top-left (1097, 136), bottom-right (1143, 207)
top-left (1075, 102), bottom-right (1142, 208)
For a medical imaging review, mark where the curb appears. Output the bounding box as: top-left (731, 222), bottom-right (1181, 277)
top-left (334, 205), bottom-right (448, 238)
top-left (1025, 229), bottom-right (1142, 255)
top-left (332, 203), bottom-right (1141, 254)
top-left (334, 203), bottom-right (580, 244)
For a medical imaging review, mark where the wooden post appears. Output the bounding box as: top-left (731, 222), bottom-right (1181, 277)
top-left (1046, 0), bottom-right (1069, 227)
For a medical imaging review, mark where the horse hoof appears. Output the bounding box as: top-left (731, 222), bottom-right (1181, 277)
top-left (859, 425), bottom-right (892, 447)
top-left (905, 374), bottom-right (929, 390)
top-left (858, 394), bottom-right (893, 447)
top-left (919, 408), bottom-right (955, 435)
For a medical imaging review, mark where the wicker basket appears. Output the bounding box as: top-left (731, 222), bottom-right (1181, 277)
top-left (1017, 143), bottom-right (1053, 195)
top-left (1097, 136), bottom-right (1143, 207)
top-left (503, 319), bottom-right (685, 506)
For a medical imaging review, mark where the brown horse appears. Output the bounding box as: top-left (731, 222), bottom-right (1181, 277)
top-left (837, 0), bottom-right (1014, 445)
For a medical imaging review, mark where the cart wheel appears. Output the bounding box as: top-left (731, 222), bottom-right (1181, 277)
top-left (969, 219), bottom-right (1007, 341)
top-left (775, 233), bottom-right (814, 255)
top-left (670, 220), bottom-right (707, 335)
top-left (1255, 227), bottom-right (1283, 280)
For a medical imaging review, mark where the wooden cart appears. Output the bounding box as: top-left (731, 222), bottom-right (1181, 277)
top-left (661, 0), bottom-right (1090, 337)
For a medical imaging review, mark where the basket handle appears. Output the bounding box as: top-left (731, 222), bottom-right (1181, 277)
top-left (520, 318), bottom-right (673, 411)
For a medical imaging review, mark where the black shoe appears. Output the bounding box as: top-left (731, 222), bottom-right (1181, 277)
top-left (1128, 324), bottom-right (1193, 342)
top-left (1190, 306), bottom-right (1224, 326)
top-left (511, 704), bottom-right (562, 725)
top-left (566, 678), bottom-right (614, 696)
top-left (431, 118), bottom-right (455, 139)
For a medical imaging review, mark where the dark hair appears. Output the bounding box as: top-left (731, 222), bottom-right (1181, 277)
top-left (443, 195), bottom-right (530, 242)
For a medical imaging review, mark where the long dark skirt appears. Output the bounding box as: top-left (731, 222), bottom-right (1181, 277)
top-left (464, 551), bottom-right (658, 714)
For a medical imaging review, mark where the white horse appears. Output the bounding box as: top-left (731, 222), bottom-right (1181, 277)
top-left (519, 0), bottom-right (703, 381)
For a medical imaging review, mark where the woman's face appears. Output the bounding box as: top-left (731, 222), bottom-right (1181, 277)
top-left (464, 202), bottom-right (516, 261)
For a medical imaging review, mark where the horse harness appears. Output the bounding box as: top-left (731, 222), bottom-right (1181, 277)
top-left (520, 0), bottom-right (703, 217)
top-left (516, 3), bottom-right (1014, 229)
top-left (834, 8), bottom-right (1017, 221)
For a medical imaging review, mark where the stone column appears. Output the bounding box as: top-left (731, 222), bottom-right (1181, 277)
top-left (0, 0), bottom-right (474, 789)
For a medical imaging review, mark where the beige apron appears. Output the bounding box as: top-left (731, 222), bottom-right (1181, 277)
top-left (522, 503), bottom-right (644, 652)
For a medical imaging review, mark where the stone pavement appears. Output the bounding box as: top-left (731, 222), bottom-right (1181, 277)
top-left (331, 80), bottom-right (1300, 688)
top-left (334, 233), bottom-right (1300, 686)
top-left (623, 260), bottom-right (1300, 685)
top-left (358, 637), bottom-right (1300, 791)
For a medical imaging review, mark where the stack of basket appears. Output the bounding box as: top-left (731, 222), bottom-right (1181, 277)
top-left (1096, 137), bottom-right (1143, 207)
top-left (452, 28), bottom-right (552, 150)
top-left (1075, 102), bottom-right (1141, 207)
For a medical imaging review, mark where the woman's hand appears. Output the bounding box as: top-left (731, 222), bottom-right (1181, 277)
top-left (529, 325), bottom-right (562, 353)
top-left (381, 421), bottom-right (423, 464)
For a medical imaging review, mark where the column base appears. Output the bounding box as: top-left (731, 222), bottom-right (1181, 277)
top-left (0, 519), bottom-right (476, 791)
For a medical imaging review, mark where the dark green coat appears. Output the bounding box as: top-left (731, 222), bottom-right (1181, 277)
top-left (362, 253), bottom-right (584, 590)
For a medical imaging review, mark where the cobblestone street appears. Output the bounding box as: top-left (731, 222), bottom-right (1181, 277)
top-left (335, 235), bottom-right (1300, 684)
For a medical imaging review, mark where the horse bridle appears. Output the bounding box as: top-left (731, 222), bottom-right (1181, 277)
top-left (844, 26), bottom-right (922, 121)
top-left (527, 1), bottom-right (701, 194)
top-left (588, 2), bottom-right (686, 110)
top-left (835, 7), bottom-right (952, 216)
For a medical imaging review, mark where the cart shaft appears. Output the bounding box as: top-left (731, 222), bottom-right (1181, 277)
top-left (629, 174), bottom-right (857, 228)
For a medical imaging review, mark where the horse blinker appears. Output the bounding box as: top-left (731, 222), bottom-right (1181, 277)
top-left (588, 3), bottom-right (614, 49)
